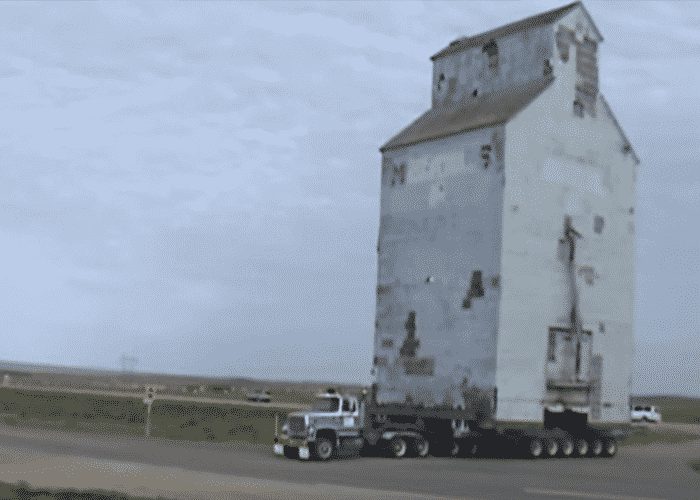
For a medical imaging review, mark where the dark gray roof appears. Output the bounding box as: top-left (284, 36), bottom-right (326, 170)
top-left (380, 76), bottom-right (554, 152)
top-left (431, 2), bottom-right (601, 61)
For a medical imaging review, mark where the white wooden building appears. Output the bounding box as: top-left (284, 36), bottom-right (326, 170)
top-left (373, 2), bottom-right (638, 424)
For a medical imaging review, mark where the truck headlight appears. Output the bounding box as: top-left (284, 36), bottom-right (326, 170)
top-left (281, 423), bottom-right (288, 435)
top-left (307, 425), bottom-right (316, 436)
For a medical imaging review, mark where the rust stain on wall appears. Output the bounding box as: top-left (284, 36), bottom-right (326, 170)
top-left (462, 270), bottom-right (485, 309)
top-left (399, 311), bottom-right (419, 357)
top-left (398, 311), bottom-right (434, 376)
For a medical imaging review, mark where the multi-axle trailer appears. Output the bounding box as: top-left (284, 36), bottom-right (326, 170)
top-left (273, 389), bottom-right (618, 460)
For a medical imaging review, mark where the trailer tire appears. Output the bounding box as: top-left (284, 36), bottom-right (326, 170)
top-left (558, 437), bottom-right (574, 457)
top-left (574, 438), bottom-right (589, 457)
top-left (389, 436), bottom-right (408, 458)
top-left (588, 437), bottom-right (603, 457)
top-left (312, 437), bottom-right (335, 461)
top-left (602, 437), bottom-right (617, 457)
top-left (544, 438), bottom-right (559, 458)
top-left (412, 436), bottom-right (430, 458)
top-left (527, 437), bottom-right (544, 458)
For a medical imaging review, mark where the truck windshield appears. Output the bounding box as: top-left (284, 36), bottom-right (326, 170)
top-left (311, 397), bottom-right (340, 412)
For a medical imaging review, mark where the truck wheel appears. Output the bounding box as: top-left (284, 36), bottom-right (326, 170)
top-left (588, 437), bottom-right (603, 457)
top-left (389, 436), bottom-right (408, 458)
top-left (312, 437), bottom-right (334, 461)
top-left (602, 438), bottom-right (617, 457)
top-left (574, 438), bottom-right (589, 457)
top-left (544, 438), bottom-right (559, 458)
top-left (558, 437), bottom-right (574, 457)
top-left (527, 438), bottom-right (544, 458)
top-left (412, 436), bottom-right (430, 458)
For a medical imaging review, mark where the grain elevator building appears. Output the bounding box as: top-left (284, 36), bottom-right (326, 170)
top-left (372, 2), bottom-right (638, 424)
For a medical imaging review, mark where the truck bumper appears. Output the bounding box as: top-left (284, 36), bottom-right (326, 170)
top-left (274, 436), bottom-right (311, 460)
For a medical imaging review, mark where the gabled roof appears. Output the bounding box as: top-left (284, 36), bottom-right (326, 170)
top-left (380, 76), bottom-right (553, 152)
top-left (431, 2), bottom-right (602, 61)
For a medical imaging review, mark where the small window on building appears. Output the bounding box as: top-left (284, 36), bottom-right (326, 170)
top-left (373, 356), bottom-right (387, 367)
top-left (543, 58), bottom-right (553, 76)
top-left (556, 26), bottom-right (575, 62)
top-left (480, 144), bottom-right (492, 168)
top-left (573, 99), bottom-right (584, 118)
top-left (390, 163), bottom-right (407, 186)
top-left (437, 73), bottom-right (445, 91)
top-left (593, 215), bottom-right (604, 234)
top-left (482, 39), bottom-right (499, 69)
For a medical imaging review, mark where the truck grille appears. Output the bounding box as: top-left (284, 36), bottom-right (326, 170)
top-left (287, 416), bottom-right (306, 437)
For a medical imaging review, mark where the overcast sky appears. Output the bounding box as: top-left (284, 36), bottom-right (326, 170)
top-left (0, 1), bottom-right (698, 396)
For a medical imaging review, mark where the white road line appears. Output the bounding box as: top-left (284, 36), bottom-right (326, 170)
top-left (523, 488), bottom-right (665, 500)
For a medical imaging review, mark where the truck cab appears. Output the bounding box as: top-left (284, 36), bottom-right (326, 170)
top-left (274, 389), bottom-right (364, 460)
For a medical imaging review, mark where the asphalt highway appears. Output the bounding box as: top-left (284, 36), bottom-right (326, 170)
top-left (0, 425), bottom-right (698, 499)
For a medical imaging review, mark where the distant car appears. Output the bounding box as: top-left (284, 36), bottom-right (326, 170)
top-left (246, 390), bottom-right (271, 403)
top-left (631, 405), bottom-right (661, 423)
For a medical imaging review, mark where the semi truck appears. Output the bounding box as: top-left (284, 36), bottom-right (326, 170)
top-left (276, 2), bottom-right (636, 461)
top-left (273, 388), bottom-right (618, 460)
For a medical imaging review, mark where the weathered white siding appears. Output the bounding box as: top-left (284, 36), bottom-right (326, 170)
top-left (432, 25), bottom-right (554, 109)
top-left (374, 128), bottom-right (504, 414)
top-left (496, 11), bottom-right (636, 423)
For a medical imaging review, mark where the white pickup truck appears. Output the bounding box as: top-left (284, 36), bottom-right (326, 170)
top-left (631, 405), bottom-right (662, 423)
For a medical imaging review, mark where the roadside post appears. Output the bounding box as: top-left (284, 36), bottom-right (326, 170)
top-left (144, 386), bottom-right (154, 437)
top-left (273, 412), bottom-right (284, 456)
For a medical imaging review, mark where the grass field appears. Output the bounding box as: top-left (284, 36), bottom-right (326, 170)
top-left (0, 480), bottom-right (169, 500)
top-left (621, 426), bottom-right (699, 446)
top-left (0, 387), bottom-right (288, 444)
top-left (1, 386), bottom-right (698, 448)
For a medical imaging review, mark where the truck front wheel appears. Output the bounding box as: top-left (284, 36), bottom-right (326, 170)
top-left (389, 436), bottom-right (408, 458)
top-left (312, 437), bottom-right (335, 461)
